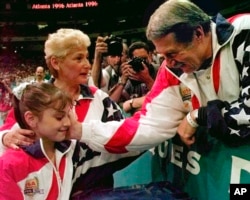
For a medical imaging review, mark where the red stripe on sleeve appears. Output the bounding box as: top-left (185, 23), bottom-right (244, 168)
top-left (105, 61), bottom-right (180, 153)
top-left (104, 114), bottom-right (140, 153)
top-left (227, 14), bottom-right (250, 23)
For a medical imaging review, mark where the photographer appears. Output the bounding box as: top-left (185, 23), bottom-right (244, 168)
top-left (91, 35), bottom-right (129, 103)
top-left (120, 41), bottom-right (156, 115)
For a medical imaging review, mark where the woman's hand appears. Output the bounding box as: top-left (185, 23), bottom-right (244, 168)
top-left (2, 129), bottom-right (36, 149)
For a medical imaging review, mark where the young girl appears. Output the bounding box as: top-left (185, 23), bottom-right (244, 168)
top-left (0, 28), bottom-right (142, 197)
top-left (0, 83), bottom-right (75, 199)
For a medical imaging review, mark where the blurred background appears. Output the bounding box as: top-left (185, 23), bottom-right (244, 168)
top-left (1, 0), bottom-right (250, 59)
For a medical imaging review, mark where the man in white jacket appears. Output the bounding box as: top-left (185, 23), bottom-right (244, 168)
top-left (2, 0), bottom-right (250, 159)
top-left (69, 1), bottom-right (250, 152)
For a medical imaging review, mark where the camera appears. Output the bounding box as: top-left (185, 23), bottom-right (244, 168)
top-left (128, 57), bottom-right (148, 72)
top-left (104, 35), bottom-right (123, 56)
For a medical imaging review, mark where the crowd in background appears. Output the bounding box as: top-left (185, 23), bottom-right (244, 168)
top-left (0, 52), bottom-right (46, 84)
top-left (0, 38), bottom-right (163, 125)
top-left (0, 52), bottom-right (50, 124)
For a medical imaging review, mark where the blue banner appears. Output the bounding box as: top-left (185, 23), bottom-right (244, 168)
top-left (151, 131), bottom-right (250, 200)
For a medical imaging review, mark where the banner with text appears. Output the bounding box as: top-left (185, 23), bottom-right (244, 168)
top-left (151, 130), bottom-right (250, 200)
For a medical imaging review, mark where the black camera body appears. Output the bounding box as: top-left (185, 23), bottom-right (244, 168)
top-left (104, 35), bottom-right (123, 56)
top-left (128, 57), bottom-right (148, 72)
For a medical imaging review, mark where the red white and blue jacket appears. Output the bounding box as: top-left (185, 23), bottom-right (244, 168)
top-left (80, 13), bottom-right (250, 153)
top-left (0, 84), bottom-right (141, 199)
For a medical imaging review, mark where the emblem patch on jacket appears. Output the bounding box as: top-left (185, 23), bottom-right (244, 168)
top-left (24, 177), bottom-right (44, 197)
top-left (180, 83), bottom-right (192, 109)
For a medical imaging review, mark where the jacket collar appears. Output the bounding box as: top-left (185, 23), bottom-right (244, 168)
top-left (79, 84), bottom-right (94, 98)
top-left (49, 78), bottom-right (94, 99)
top-left (212, 13), bottom-right (234, 45)
top-left (22, 140), bottom-right (72, 158)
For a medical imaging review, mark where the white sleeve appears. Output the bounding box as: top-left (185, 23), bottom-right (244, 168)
top-left (80, 84), bottom-right (187, 153)
top-left (100, 69), bottom-right (110, 93)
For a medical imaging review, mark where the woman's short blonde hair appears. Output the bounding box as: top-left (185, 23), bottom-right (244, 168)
top-left (44, 28), bottom-right (91, 77)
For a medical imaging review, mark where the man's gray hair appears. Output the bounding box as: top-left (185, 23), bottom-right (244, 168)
top-left (146, 0), bottom-right (210, 40)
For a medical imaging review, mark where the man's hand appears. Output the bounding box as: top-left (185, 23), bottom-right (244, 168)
top-left (128, 62), bottom-right (154, 89)
top-left (94, 36), bottom-right (108, 60)
top-left (177, 111), bottom-right (198, 147)
top-left (67, 110), bottom-right (82, 140)
top-left (119, 62), bottom-right (131, 83)
top-left (92, 36), bottom-right (109, 88)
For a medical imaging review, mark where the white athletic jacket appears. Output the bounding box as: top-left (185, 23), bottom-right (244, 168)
top-left (81, 13), bottom-right (250, 152)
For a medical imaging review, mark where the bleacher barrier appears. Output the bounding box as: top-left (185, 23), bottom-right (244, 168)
top-left (151, 129), bottom-right (250, 200)
top-left (71, 181), bottom-right (195, 200)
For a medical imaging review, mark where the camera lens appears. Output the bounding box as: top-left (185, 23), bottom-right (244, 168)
top-left (129, 57), bottom-right (145, 72)
top-left (108, 41), bottom-right (123, 56)
top-left (104, 35), bottom-right (123, 56)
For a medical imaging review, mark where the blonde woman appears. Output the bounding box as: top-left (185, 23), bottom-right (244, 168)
top-left (0, 29), bottom-right (142, 198)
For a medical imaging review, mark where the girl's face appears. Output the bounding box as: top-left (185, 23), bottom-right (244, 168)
top-left (33, 104), bottom-right (71, 142)
top-left (57, 47), bottom-right (91, 85)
